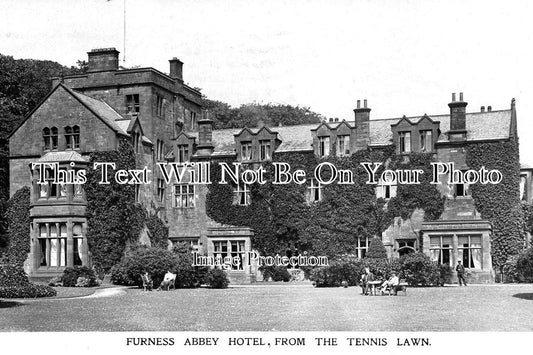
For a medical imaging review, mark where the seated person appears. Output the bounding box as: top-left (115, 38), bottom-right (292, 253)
top-left (140, 272), bottom-right (153, 291)
top-left (158, 271), bottom-right (176, 291)
top-left (380, 272), bottom-right (400, 295)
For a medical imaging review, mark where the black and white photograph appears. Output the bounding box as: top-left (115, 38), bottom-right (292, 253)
top-left (1, 0), bottom-right (533, 354)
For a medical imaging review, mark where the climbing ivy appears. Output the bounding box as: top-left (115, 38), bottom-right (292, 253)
top-left (2, 186), bottom-right (31, 266)
top-left (146, 211), bottom-right (169, 249)
top-left (85, 139), bottom-right (145, 273)
top-left (466, 139), bottom-right (526, 270)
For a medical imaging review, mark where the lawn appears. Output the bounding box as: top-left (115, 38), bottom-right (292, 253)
top-left (1, 284), bottom-right (533, 331)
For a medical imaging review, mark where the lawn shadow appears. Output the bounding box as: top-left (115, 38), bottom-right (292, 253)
top-left (512, 293), bottom-right (533, 300)
top-left (0, 300), bottom-right (23, 308)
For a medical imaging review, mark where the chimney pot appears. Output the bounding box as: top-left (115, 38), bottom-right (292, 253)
top-left (481, 106), bottom-right (485, 112)
top-left (452, 93), bottom-right (456, 102)
top-left (357, 100), bottom-right (361, 109)
top-left (459, 92), bottom-right (464, 101)
top-left (364, 99), bottom-right (367, 108)
top-left (329, 118), bottom-right (333, 123)
top-left (488, 106), bottom-right (492, 112)
top-left (335, 118), bottom-right (339, 122)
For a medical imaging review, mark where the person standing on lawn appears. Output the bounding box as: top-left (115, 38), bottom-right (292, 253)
top-left (456, 260), bottom-right (467, 286)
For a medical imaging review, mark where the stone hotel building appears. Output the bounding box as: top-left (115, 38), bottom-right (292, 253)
top-left (7, 48), bottom-right (527, 283)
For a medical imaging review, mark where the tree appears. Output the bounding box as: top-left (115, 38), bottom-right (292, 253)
top-left (365, 237), bottom-right (388, 259)
top-left (201, 97), bottom-right (325, 129)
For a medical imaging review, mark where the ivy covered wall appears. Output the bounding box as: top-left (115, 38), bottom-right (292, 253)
top-left (1, 186), bottom-right (30, 266)
top-left (85, 139), bottom-right (146, 273)
top-left (206, 148), bottom-right (445, 258)
top-left (466, 138), bottom-right (527, 270)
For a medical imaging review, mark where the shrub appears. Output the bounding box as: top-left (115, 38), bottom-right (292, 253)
top-left (516, 247), bottom-right (533, 282)
top-left (0, 263), bottom-right (29, 287)
top-left (172, 243), bottom-right (209, 288)
top-left (366, 237), bottom-right (388, 259)
top-left (110, 262), bottom-right (135, 286)
top-left (438, 264), bottom-right (453, 285)
top-left (396, 252), bottom-right (440, 286)
top-left (0, 263), bottom-right (57, 298)
top-left (204, 268), bottom-right (229, 289)
top-left (61, 266), bottom-right (98, 287)
top-left (112, 245), bottom-right (178, 288)
top-left (259, 265), bottom-right (291, 282)
top-left (502, 254), bottom-right (520, 283)
top-left (310, 255), bottom-right (363, 287)
top-left (0, 284), bottom-right (57, 298)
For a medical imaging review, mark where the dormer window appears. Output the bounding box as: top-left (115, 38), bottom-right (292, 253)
top-left (337, 135), bottom-right (350, 156)
top-left (241, 141), bottom-right (252, 161)
top-left (318, 136), bottom-right (330, 157)
top-left (259, 140), bottom-right (271, 161)
top-left (420, 130), bottom-right (432, 152)
top-left (177, 144), bottom-right (189, 163)
top-left (399, 131), bottom-right (411, 153)
top-left (43, 127), bottom-right (58, 151)
top-left (65, 125), bottom-right (80, 150)
top-left (126, 94), bottom-right (140, 116)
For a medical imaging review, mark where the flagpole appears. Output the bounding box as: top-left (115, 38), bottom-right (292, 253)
top-left (123, 0), bottom-right (126, 65)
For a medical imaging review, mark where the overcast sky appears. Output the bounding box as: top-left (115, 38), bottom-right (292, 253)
top-left (2, 0), bottom-right (533, 164)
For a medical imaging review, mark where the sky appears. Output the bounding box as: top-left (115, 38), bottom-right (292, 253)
top-left (2, 0), bottom-right (533, 164)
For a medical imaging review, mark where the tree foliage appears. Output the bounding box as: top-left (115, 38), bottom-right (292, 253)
top-left (202, 98), bottom-right (325, 129)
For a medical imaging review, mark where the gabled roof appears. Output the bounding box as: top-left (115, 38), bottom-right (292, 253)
top-left (206, 109), bottom-right (513, 155)
top-left (7, 83), bottom-right (129, 139)
top-left (63, 85), bottom-right (129, 136)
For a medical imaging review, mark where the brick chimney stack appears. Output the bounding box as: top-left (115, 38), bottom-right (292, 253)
top-left (169, 57), bottom-right (183, 81)
top-left (87, 48), bottom-right (120, 72)
top-left (353, 99), bottom-right (371, 127)
top-left (353, 98), bottom-right (370, 151)
top-left (448, 92), bottom-right (467, 141)
top-left (195, 111), bottom-right (214, 157)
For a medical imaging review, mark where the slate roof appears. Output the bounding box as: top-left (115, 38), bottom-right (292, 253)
top-left (65, 86), bottom-right (129, 136)
top-left (36, 151), bottom-right (88, 163)
top-left (207, 109), bottom-right (513, 155)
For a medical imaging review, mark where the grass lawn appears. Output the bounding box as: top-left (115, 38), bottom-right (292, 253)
top-left (1, 284), bottom-right (533, 331)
